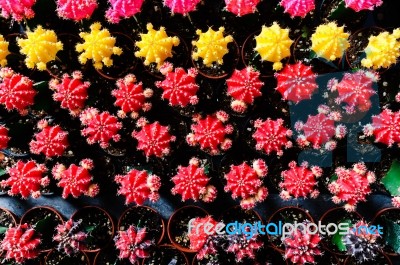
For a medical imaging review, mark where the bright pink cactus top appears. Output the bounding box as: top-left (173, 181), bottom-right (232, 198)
top-left (364, 109), bottom-right (400, 147)
top-left (344, 0), bottom-right (383, 12)
top-left (56, 0), bottom-right (97, 21)
top-left (280, 0), bottom-right (315, 18)
top-left (163, 0), bottom-right (201, 15)
top-left (224, 0), bottom-right (260, 17)
top-left (0, 0), bottom-right (36, 21)
top-left (106, 0), bottom-right (144, 23)
top-left (0, 125), bottom-right (9, 149)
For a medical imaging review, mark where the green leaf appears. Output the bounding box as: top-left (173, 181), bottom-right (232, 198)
top-left (381, 160), bottom-right (400, 196)
top-left (331, 219), bottom-right (352, 252)
top-left (34, 215), bottom-right (52, 233)
top-left (85, 225), bottom-right (97, 234)
top-left (328, 0), bottom-right (347, 19)
top-left (33, 81), bottom-right (47, 89)
top-left (301, 26), bottom-right (310, 38)
top-left (309, 51), bottom-right (317, 59)
top-left (383, 218), bottom-right (400, 253)
top-left (0, 226), bottom-right (8, 234)
top-left (0, 168), bottom-right (7, 177)
top-left (330, 174), bottom-right (338, 182)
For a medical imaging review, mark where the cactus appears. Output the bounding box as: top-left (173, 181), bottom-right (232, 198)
top-left (226, 233), bottom-right (263, 262)
top-left (53, 219), bottom-right (88, 255)
top-left (0, 34), bottom-right (9, 67)
top-left (0, 125), bottom-right (9, 149)
top-left (56, 0), bottom-right (97, 21)
top-left (280, 0), bottom-right (315, 18)
top-left (188, 216), bottom-right (220, 260)
top-left (363, 109), bottom-right (400, 147)
top-left (344, 0), bottom-right (383, 12)
top-left (0, 0), bottom-right (35, 21)
top-left (106, 0), bottom-right (144, 23)
top-left (163, 0), bottom-right (201, 15)
top-left (224, 0), bottom-right (260, 17)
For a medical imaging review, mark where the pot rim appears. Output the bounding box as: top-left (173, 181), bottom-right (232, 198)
top-left (371, 207), bottom-right (400, 256)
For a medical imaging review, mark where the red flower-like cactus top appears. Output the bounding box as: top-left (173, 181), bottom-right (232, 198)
top-left (80, 107), bottom-right (122, 148)
top-left (53, 219), bottom-right (87, 255)
top-left (0, 0), bottom-right (35, 21)
top-left (279, 0), bottom-right (315, 18)
top-left (112, 74), bottom-right (153, 119)
top-left (279, 161), bottom-right (322, 200)
top-left (0, 160), bottom-right (49, 199)
top-left (224, 160), bottom-right (268, 210)
top-left (252, 118), bottom-right (293, 156)
top-left (115, 168), bottom-right (161, 205)
top-left (226, 233), bottom-right (263, 262)
top-left (56, 0), bottom-right (98, 21)
top-left (106, 0), bottom-right (144, 23)
top-left (344, 0), bottom-right (382, 12)
top-left (114, 225), bottom-right (153, 264)
top-left (188, 216), bottom-right (219, 259)
top-left (275, 62), bottom-right (318, 104)
top-left (226, 67), bottom-right (263, 113)
top-left (163, 0), bottom-right (201, 15)
top-left (132, 119), bottom-right (176, 158)
top-left (0, 125), bottom-right (10, 149)
top-left (0, 67), bottom-right (36, 115)
top-left (155, 62), bottom-right (199, 108)
top-left (364, 109), bottom-right (400, 147)
top-left (224, 0), bottom-right (260, 17)
top-left (186, 111), bottom-right (233, 155)
top-left (0, 223), bottom-right (41, 263)
top-left (52, 159), bottom-right (99, 199)
top-left (328, 162), bottom-right (376, 212)
top-left (328, 70), bottom-right (377, 114)
top-left (49, 71), bottom-right (90, 116)
top-left (171, 157), bottom-right (217, 202)
top-left (29, 120), bottom-right (69, 158)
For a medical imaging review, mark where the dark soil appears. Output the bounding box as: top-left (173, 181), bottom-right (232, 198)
top-left (372, 209), bottom-right (400, 255)
top-left (94, 247), bottom-right (132, 265)
top-left (142, 245), bottom-right (188, 265)
top-left (45, 251), bottom-right (89, 265)
top-left (345, 252), bottom-right (391, 265)
top-left (0, 208), bottom-right (16, 240)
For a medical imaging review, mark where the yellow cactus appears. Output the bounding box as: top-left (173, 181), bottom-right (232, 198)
top-left (135, 23), bottom-right (180, 69)
top-left (254, 22), bottom-right (293, 71)
top-left (17, 26), bottom-right (63, 71)
top-left (192, 27), bottom-right (233, 67)
top-left (311, 22), bottom-right (349, 61)
top-left (361, 28), bottom-right (400, 69)
top-left (76, 22), bottom-right (123, 69)
top-left (0, 35), bottom-right (10, 67)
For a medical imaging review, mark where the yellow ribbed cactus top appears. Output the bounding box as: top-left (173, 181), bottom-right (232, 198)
top-left (0, 35), bottom-right (10, 67)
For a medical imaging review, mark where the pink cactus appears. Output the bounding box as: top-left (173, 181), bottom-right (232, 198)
top-left (392, 197), bottom-right (400, 208)
top-left (112, 74), bottom-right (152, 119)
top-left (224, 160), bottom-right (268, 210)
top-left (283, 224), bottom-right (322, 264)
top-left (106, 0), bottom-right (144, 23)
top-left (186, 111), bottom-right (233, 155)
top-left (29, 120), bottom-right (69, 158)
top-left (328, 70), bottom-right (377, 114)
top-left (224, 0), bottom-right (260, 17)
top-left (0, 125), bottom-right (10, 149)
top-left (49, 71), bottom-right (90, 116)
top-left (56, 0), bottom-right (97, 21)
top-left (53, 219), bottom-right (87, 255)
top-left (0, 0), bottom-right (35, 21)
top-left (279, 161), bottom-right (322, 200)
top-left (0, 67), bottom-right (36, 115)
top-left (52, 159), bottom-right (99, 199)
top-left (114, 225), bottom-right (154, 264)
top-left (226, 67), bottom-right (263, 113)
top-left (363, 109), bottom-right (400, 147)
top-left (0, 160), bottom-right (49, 199)
top-left (279, 0), bottom-right (315, 18)
top-left (344, 0), bottom-right (382, 12)
top-left (252, 118), bottom-right (293, 156)
top-left (0, 223), bottom-right (41, 263)
top-left (295, 106), bottom-right (347, 150)
top-left (155, 63), bottom-right (199, 108)
top-left (80, 108), bottom-right (122, 148)
top-left (328, 163), bottom-right (376, 212)
top-left (132, 119), bottom-right (176, 158)
top-left (275, 62), bottom-right (318, 103)
top-left (188, 216), bottom-right (219, 259)
top-left (115, 168), bottom-right (161, 205)
top-left (226, 233), bottom-right (263, 262)
top-left (163, 0), bottom-right (201, 15)
top-left (171, 157), bottom-right (217, 202)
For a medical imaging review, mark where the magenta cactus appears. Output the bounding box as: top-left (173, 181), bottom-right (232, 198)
top-left (163, 0), bottom-right (201, 15)
top-left (226, 233), bottom-right (263, 262)
top-left (279, 161), bottom-right (322, 200)
top-left (0, 0), bottom-right (35, 21)
top-left (171, 157), bottom-right (217, 202)
top-left (252, 118), bottom-right (293, 156)
top-left (53, 219), bottom-right (88, 255)
top-left (56, 0), bottom-right (97, 21)
top-left (363, 109), bottom-right (400, 147)
top-left (105, 0), bottom-right (144, 23)
top-left (279, 0), bottom-right (315, 18)
top-left (344, 0), bottom-right (383, 12)
top-left (224, 0), bottom-right (260, 17)
top-left (226, 67), bottom-right (263, 113)
top-left (188, 216), bottom-right (219, 260)
top-left (0, 125), bottom-right (10, 149)
top-left (328, 162), bottom-right (376, 212)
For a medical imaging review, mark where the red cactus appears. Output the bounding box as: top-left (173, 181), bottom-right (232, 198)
top-left (0, 67), bottom-right (36, 115)
top-left (52, 159), bottom-right (99, 199)
top-left (224, 160), bottom-right (268, 210)
top-left (0, 223), bottom-right (41, 263)
top-left (155, 63), bottom-right (199, 108)
top-left (171, 157), bottom-right (217, 202)
top-left (283, 224), bottom-right (322, 265)
top-left (106, 0), bottom-right (144, 23)
top-left (328, 70), bottom-right (377, 114)
top-left (163, 0), bottom-right (201, 15)
top-left (114, 225), bottom-right (154, 264)
top-left (275, 62), bottom-right (318, 103)
top-left (56, 0), bottom-right (97, 21)
top-left (0, 160), bottom-right (49, 199)
top-left (344, 0), bottom-right (382, 12)
top-left (279, 0), bottom-right (315, 18)
top-left (112, 74), bottom-right (152, 119)
top-left (0, 125), bottom-right (10, 149)
top-left (0, 0), bottom-right (35, 21)
top-left (80, 108), bottom-right (122, 148)
top-left (226, 233), bottom-right (263, 262)
top-left (226, 67), bottom-right (263, 113)
top-left (132, 119), bottom-right (176, 158)
top-left (279, 161), bottom-right (322, 200)
top-left (224, 0), bottom-right (260, 17)
top-left (328, 163), bottom-right (376, 212)
top-left (188, 216), bottom-right (219, 259)
top-left (186, 111), bottom-right (233, 155)
top-left (49, 71), bottom-right (90, 116)
top-left (53, 219), bottom-right (87, 255)
top-left (115, 168), bottom-right (161, 205)
top-left (363, 109), bottom-right (400, 147)
top-left (252, 118), bottom-right (293, 156)
top-left (29, 120), bottom-right (69, 158)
